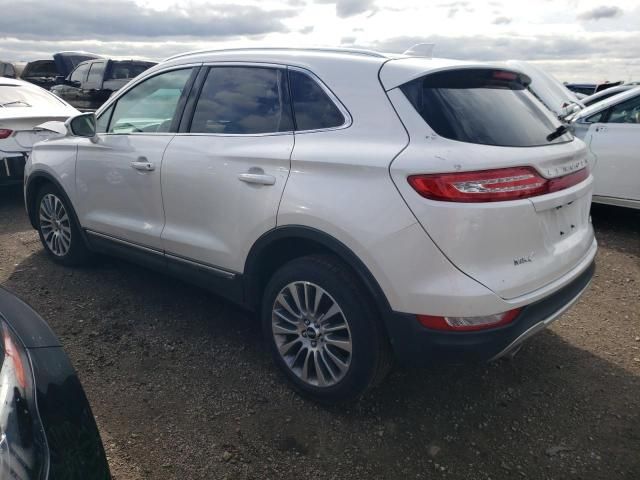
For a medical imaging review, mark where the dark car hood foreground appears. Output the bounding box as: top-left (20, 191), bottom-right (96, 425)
top-left (0, 286), bottom-right (111, 479)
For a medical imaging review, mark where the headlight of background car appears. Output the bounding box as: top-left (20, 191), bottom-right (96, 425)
top-left (0, 320), bottom-right (48, 479)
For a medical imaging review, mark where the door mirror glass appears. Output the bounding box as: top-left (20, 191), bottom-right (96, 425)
top-left (68, 113), bottom-right (97, 137)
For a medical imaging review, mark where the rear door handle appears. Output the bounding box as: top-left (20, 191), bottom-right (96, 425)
top-left (131, 159), bottom-right (155, 171)
top-left (238, 172), bottom-right (276, 186)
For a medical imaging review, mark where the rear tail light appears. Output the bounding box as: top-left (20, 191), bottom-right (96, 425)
top-left (417, 309), bottom-right (521, 332)
top-left (408, 167), bottom-right (588, 202)
top-left (0, 129), bottom-right (13, 139)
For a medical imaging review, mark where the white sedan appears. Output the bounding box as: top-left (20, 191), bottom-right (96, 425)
top-left (1, 78), bottom-right (77, 186)
top-left (571, 86), bottom-right (640, 210)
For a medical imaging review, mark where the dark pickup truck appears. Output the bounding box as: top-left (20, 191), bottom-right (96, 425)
top-left (21, 52), bottom-right (102, 90)
top-left (51, 58), bottom-right (156, 111)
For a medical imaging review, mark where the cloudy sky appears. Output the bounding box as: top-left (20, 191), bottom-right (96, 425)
top-left (1, 0), bottom-right (639, 82)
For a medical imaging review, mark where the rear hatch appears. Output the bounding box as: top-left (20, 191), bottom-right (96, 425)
top-left (382, 62), bottom-right (595, 300)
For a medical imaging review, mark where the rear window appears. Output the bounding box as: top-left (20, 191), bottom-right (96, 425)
top-left (23, 61), bottom-right (58, 78)
top-left (107, 62), bottom-right (154, 81)
top-left (401, 69), bottom-right (573, 147)
top-left (0, 85), bottom-right (66, 108)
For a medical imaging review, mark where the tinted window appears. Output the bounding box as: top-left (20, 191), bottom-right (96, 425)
top-left (191, 67), bottom-right (292, 134)
top-left (70, 64), bottom-right (90, 83)
top-left (6, 64), bottom-right (15, 77)
top-left (108, 68), bottom-right (192, 134)
top-left (606, 95), bottom-right (640, 124)
top-left (586, 110), bottom-right (606, 123)
top-left (401, 69), bottom-right (573, 147)
top-left (24, 61), bottom-right (57, 77)
top-left (87, 63), bottom-right (104, 85)
top-left (289, 70), bottom-right (344, 131)
top-left (107, 61), bottom-right (154, 80)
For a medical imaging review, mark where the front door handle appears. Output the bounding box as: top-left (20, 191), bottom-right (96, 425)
top-left (238, 172), bottom-right (276, 186)
top-left (131, 160), bottom-right (155, 171)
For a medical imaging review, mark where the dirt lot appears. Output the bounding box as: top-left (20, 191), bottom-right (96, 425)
top-left (1, 185), bottom-right (639, 480)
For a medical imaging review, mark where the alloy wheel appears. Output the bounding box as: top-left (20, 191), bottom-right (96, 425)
top-left (39, 194), bottom-right (72, 257)
top-left (271, 281), bottom-right (352, 387)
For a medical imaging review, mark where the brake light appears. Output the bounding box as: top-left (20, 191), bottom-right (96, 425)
top-left (408, 167), bottom-right (588, 202)
top-left (417, 309), bottom-right (521, 332)
top-left (0, 128), bottom-right (13, 139)
top-left (3, 326), bottom-right (27, 389)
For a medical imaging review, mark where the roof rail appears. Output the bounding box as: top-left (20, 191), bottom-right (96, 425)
top-left (163, 47), bottom-right (388, 62)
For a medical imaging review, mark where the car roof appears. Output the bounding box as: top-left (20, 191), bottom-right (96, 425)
top-left (574, 86), bottom-right (640, 120)
top-left (583, 85), bottom-right (634, 104)
top-left (156, 46), bottom-right (500, 91)
top-left (0, 77), bottom-right (41, 88)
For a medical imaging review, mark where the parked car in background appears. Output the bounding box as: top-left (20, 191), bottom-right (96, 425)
top-left (506, 60), bottom-right (583, 120)
top-left (0, 61), bottom-right (17, 78)
top-left (566, 83), bottom-right (597, 96)
top-left (571, 86), bottom-right (640, 210)
top-left (566, 81), bottom-right (624, 96)
top-left (21, 52), bottom-right (102, 90)
top-left (1, 78), bottom-right (78, 186)
top-left (0, 286), bottom-right (110, 479)
top-left (581, 84), bottom-right (635, 107)
top-left (24, 48), bottom-right (595, 402)
top-left (52, 58), bottom-right (156, 111)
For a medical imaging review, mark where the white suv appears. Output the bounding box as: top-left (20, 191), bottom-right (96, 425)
top-left (24, 48), bottom-right (597, 402)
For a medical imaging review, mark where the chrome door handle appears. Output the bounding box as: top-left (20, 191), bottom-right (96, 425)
top-left (131, 160), bottom-right (155, 171)
top-left (238, 172), bottom-right (276, 186)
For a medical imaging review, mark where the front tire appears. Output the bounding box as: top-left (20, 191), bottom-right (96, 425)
top-left (35, 184), bottom-right (91, 266)
top-left (262, 254), bottom-right (392, 403)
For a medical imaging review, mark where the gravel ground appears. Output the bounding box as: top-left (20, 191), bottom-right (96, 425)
top-left (1, 185), bottom-right (639, 480)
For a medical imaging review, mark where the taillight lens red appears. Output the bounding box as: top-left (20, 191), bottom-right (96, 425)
top-left (417, 308), bottom-right (521, 332)
top-left (408, 167), bottom-right (588, 202)
top-left (0, 128), bottom-right (13, 139)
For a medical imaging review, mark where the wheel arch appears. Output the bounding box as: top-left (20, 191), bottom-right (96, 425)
top-left (25, 171), bottom-right (88, 247)
top-left (243, 226), bottom-right (392, 317)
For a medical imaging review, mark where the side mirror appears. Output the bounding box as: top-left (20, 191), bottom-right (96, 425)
top-left (67, 113), bottom-right (96, 138)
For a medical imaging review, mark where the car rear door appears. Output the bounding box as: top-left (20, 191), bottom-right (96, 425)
top-left (81, 61), bottom-right (106, 111)
top-left (160, 65), bottom-right (294, 273)
top-left (589, 94), bottom-right (640, 203)
top-left (75, 67), bottom-right (197, 250)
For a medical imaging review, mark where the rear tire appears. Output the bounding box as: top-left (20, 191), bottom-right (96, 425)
top-left (262, 254), bottom-right (392, 403)
top-left (35, 184), bottom-right (91, 266)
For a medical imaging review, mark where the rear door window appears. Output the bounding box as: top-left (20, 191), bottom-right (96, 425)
top-left (86, 62), bottom-right (105, 86)
top-left (401, 69), bottom-right (573, 147)
top-left (190, 66), bottom-right (292, 134)
top-left (288, 70), bottom-right (345, 131)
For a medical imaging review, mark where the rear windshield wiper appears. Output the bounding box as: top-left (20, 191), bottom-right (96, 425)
top-left (0, 100), bottom-right (31, 107)
top-left (546, 125), bottom-right (569, 142)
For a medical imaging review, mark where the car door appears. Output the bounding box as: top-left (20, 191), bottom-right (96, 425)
top-left (75, 67), bottom-right (197, 250)
top-left (57, 63), bottom-right (90, 107)
top-left (589, 94), bottom-right (640, 202)
top-left (82, 61), bottom-right (106, 111)
top-left (160, 65), bottom-right (294, 273)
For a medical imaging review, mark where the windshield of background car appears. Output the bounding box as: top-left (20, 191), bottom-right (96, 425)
top-left (400, 68), bottom-right (574, 147)
top-left (0, 85), bottom-right (67, 108)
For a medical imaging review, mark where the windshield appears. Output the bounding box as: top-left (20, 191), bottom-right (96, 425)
top-left (401, 69), bottom-right (574, 147)
top-left (0, 84), bottom-right (67, 108)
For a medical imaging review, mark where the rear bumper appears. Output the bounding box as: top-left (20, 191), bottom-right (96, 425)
top-left (0, 154), bottom-right (26, 186)
top-left (383, 261), bottom-right (595, 366)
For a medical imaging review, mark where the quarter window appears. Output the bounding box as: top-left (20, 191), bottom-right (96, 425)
top-left (190, 67), bottom-right (292, 134)
top-left (107, 68), bottom-right (193, 134)
top-left (289, 70), bottom-right (345, 131)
